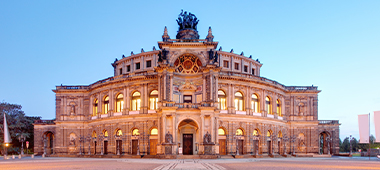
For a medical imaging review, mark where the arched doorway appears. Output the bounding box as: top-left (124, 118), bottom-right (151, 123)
top-left (149, 128), bottom-right (158, 155)
top-left (218, 128), bottom-right (227, 155)
top-left (319, 132), bottom-right (330, 154)
top-left (43, 131), bottom-right (54, 155)
top-left (178, 119), bottom-right (199, 155)
top-left (267, 130), bottom-right (273, 155)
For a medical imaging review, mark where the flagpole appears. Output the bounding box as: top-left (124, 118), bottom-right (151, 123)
top-left (369, 112), bottom-right (370, 160)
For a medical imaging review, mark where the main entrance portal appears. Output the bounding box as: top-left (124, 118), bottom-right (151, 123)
top-left (183, 134), bottom-right (193, 155)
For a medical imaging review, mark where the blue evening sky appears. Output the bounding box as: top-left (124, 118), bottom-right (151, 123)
top-left (1, 1), bottom-right (379, 140)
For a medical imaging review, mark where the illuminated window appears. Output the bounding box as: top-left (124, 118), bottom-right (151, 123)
top-left (251, 94), bottom-right (259, 113)
top-left (267, 130), bottom-right (272, 137)
top-left (92, 131), bottom-right (97, 138)
top-left (132, 129), bottom-right (140, 136)
top-left (149, 90), bottom-right (158, 110)
top-left (218, 90), bottom-right (226, 110)
top-left (93, 99), bottom-right (98, 116)
top-left (234, 92), bottom-right (244, 111)
top-left (218, 128), bottom-right (226, 136)
top-left (151, 128), bottom-right (158, 135)
top-left (116, 129), bottom-right (122, 137)
top-left (236, 129), bottom-right (243, 136)
top-left (116, 94), bottom-right (124, 112)
top-left (277, 99), bottom-right (281, 116)
top-left (131, 92), bottom-right (141, 111)
top-left (266, 96), bottom-right (272, 114)
top-left (253, 129), bottom-right (259, 136)
top-left (103, 96), bottom-right (109, 114)
top-left (278, 131), bottom-right (282, 138)
top-left (104, 130), bottom-right (108, 137)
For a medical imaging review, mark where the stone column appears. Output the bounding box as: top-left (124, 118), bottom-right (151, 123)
top-left (98, 93), bottom-right (102, 117)
top-left (203, 74), bottom-right (206, 101)
top-left (211, 115), bottom-right (215, 143)
top-left (123, 88), bottom-right (127, 115)
top-left (215, 117), bottom-right (219, 144)
top-left (169, 75), bottom-right (173, 101)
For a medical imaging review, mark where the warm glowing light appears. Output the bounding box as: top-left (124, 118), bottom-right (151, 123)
top-left (5, 143), bottom-right (9, 147)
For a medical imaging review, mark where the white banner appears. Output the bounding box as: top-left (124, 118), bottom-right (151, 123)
top-left (358, 114), bottom-right (369, 143)
top-left (374, 111), bottom-right (380, 143)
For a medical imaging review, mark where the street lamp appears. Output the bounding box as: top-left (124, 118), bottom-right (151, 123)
top-left (349, 135), bottom-right (353, 156)
top-left (290, 135), bottom-right (297, 155)
top-left (18, 134), bottom-right (26, 155)
top-left (87, 134), bottom-right (91, 155)
top-left (282, 135), bottom-right (289, 156)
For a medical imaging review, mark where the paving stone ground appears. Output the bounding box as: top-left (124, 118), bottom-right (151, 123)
top-left (0, 156), bottom-right (379, 170)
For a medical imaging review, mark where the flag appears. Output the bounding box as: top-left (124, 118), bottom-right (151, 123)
top-left (358, 114), bottom-right (369, 143)
top-left (374, 111), bottom-right (380, 143)
top-left (3, 113), bottom-right (12, 144)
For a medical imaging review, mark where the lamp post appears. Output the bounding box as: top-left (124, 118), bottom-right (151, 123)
top-left (18, 134), bottom-right (26, 155)
top-left (290, 135), bottom-right (296, 155)
top-left (79, 135), bottom-right (84, 155)
top-left (115, 134), bottom-right (120, 155)
top-left (253, 133), bottom-right (259, 156)
top-left (87, 134), bottom-right (91, 155)
top-left (349, 135), bottom-right (353, 156)
top-left (282, 135), bottom-right (289, 156)
top-left (98, 134), bottom-right (104, 155)
top-left (92, 136), bottom-right (97, 155)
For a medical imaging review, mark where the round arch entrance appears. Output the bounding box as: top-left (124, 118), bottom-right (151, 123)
top-left (178, 119), bottom-right (199, 155)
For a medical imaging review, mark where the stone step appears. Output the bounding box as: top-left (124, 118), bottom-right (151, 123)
top-left (177, 155), bottom-right (200, 159)
top-left (220, 155), bottom-right (234, 159)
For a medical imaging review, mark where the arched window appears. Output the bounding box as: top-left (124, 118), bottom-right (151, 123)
top-left (277, 99), bottom-right (281, 116)
top-left (103, 96), bottom-right (109, 114)
top-left (92, 131), bottom-right (97, 138)
top-left (116, 94), bottom-right (124, 112)
top-left (253, 129), bottom-right (259, 136)
top-left (132, 129), bottom-right (140, 136)
top-left (116, 129), bottom-right (122, 137)
top-left (104, 130), bottom-right (108, 137)
top-left (251, 94), bottom-right (259, 113)
top-left (267, 130), bottom-right (272, 137)
top-left (218, 90), bottom-right (226, 110)
top-left (131, 92), bottom-right (141, 111)
top-left (218, 128), bottom-right (226, 136)
top-left (278, 131), bottom-right (282, 138)
top-left (266, 96), bottom-right (272, 115)
top-left (234, 92), bottom-right (244, 111)
top-left (236, 129), bottom-right (243, 136)
top-left (151, 128), bottom-right (158, 135)
top-left (149, 90), bottom-right (158, 110)
top-left (93, 99), bottom-right (98, 116)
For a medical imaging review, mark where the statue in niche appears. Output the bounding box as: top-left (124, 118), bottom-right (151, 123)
top-left (70, 105), bottom-right (75, 115)
top-left (203, 131), bottom-right (212, 144)
top-left (214, 51), bottom-right (218, 63)
top-left (165, 131), bottom-right (173, 144)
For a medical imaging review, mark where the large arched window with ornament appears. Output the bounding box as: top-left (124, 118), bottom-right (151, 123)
top-left (174, 54), bottom-right (202, 74)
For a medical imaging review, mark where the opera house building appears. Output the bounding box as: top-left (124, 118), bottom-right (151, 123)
top-left (34, 12), bottom-right (340, 158)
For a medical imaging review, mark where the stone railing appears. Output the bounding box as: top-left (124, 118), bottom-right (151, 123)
top-left (175, 103), bottom-right (200, 109)
top-left (319, 120), bottom-right (339, 125)
top-left (57, 72), bottom-right (158, 90)
top-left (219, 71), bottom-right (285, 88)
top-left (285, 86), bottom-right (318, 91)
top-left (34, 119), bottom-right (55, 124)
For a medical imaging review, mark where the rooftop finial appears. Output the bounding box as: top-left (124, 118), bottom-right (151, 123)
top-left (176, 10), bottom-right (200, 40)
top-left (206, 26), bottom-right (214, 42)
top-left (162, 26), bottom-right (170, 41)
top-left (141, 48), bottom-right (144, 53)
top-left (153, 46), bottom-right (156, 51)
top-left (131, 51), bottom-right (134, 55)
top-left (230, 49), bottom-right (234, 53)
top-left (240, 51), bottom-right (244, 55)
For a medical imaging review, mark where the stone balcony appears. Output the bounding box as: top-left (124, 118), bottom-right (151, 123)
top-left (318, 120), bottom-right (340, 125)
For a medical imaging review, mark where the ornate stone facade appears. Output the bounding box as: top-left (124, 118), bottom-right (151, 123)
top-left (34, 12), bottom-right (340, 157)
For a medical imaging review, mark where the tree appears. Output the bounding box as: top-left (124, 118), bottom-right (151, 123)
top-left (0, 102), bottom-right (40, 154)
